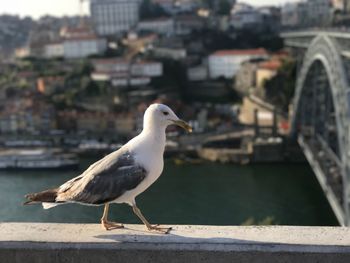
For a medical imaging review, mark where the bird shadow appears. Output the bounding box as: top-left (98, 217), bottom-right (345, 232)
top-left (94, 225), bottom-right (289, 247)
top-left (93, 225), bottom-right (350, 250)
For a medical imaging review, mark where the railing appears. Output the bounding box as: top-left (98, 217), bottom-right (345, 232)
top-left (1, 223), bottom-right (350, 263)
top-left (281, 28), bottom-right (350, 37)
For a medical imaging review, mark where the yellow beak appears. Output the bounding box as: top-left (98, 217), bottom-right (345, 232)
top-left (172, 119), bottom-right (193, 133)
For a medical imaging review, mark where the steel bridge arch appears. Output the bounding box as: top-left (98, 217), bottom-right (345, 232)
top-left (291, 34), bottom-right (350, 225)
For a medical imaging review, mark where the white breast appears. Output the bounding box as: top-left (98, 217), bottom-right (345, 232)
top-left (113, 131), bottom-right (165, 205)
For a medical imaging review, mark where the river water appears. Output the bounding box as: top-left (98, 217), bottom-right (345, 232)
top-left (0, 159), bottom-right (338, 226)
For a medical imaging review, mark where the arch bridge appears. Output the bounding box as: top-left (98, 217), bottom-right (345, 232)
top-left (281, 31), bottom-right (350, 226)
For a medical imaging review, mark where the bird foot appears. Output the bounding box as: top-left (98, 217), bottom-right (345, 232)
top-left (147, 225), bottom-right (172, 234)
top-left (101, 220), bottom-right (124, 231)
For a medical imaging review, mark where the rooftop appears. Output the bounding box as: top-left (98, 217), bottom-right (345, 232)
top-left (258, 60), bottom-right (282, 70)
top-left (92, 58), bottom-right (160, 65)
top-left (211, 48), bottom-right (268, 57)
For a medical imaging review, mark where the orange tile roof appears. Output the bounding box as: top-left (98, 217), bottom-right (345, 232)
top-left (211, 48), bottom-right (268, 57)
top-left (92, 58), bottom-right (129, 64)
top-left (258, 60), bottom-right (282, 70)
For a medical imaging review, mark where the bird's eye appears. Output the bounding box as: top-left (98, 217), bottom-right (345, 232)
top-left (162, 111), bottom-right (169, 116)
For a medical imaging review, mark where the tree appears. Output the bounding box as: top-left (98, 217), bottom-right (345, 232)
top-left (201, 0), bottom-right (234, 15)
top-left (218, 0), bottom-right (231, 16)
top-left (263, 59), bottom-right (296, 113)
top-left (201, 0), bottom-right (215, 9)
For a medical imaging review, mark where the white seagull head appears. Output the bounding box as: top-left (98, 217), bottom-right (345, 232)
top-left (143, 104), bottom-right (192, 133)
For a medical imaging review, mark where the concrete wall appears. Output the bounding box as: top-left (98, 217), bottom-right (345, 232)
top-left (1, 223), bottom-right (350, 263)
top-left (239, 96), bottom-right (274, 125)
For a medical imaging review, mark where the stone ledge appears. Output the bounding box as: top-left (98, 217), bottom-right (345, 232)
top-left (1, 223), bottom-right (350, 263)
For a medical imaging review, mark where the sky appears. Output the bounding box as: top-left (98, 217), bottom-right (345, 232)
top-left (0, 0), bottom-right (90, 19)
top-left (0, 0), bottom-right (299, 19)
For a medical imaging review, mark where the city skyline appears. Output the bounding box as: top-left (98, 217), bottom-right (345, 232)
top-left (1, 0), bottom-right (299, 19)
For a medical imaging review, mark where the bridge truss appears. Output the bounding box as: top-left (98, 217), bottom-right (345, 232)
top-left (283, 32), bottom-right (350, 225)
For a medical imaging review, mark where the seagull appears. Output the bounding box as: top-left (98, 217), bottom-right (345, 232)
top-left (24, 104), bottom-right (192, 234)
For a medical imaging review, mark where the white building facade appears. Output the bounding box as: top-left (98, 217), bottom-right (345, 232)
top-left (63, 38), bottom-right (107, 59)
top-left (153, 47), bottom-right (187, 60)
top-left (91, 58), bottom-right (163, 85)
top-left (208, 49), bottom-right (268, 79)
top-left (131, 62), bottom-right (163, 77)
top-left (111, 76), bottom-right (151, 87)
top-left (90, 0), bottom-right (140, 36)
top-left (187, 65), bottom-right (208, 81)
top-left (62, 27), bottom-right (107, 59)
top-left (44, 42), bottom-right (64, 58)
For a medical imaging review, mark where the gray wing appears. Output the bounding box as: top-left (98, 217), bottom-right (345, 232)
top-left (57, 148), bottom-right (147, 205)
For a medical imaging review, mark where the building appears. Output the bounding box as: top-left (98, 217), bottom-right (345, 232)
top-left (281, 2), bottom-right (308, 28)
top-left (256, 59), bottom-right (282, 89)
top-left (152, 36), bottom-right (187, 60)
top-left (0, 114), bottom-right (20, 134)
top-left (208, 49), bottom-right (268, 79)
top-left (175, 0), bottom-right (199, 13)
top-left (306, 0), bottom-right (332, 26)
top-left (335, 0), bottom-right (350, 12)
top-left (230, 3), bottom-right (263, 30)
top-left (91, 58), bottom-right (162, 86)
top-left (92, 58), bottom-right (162, 77)
top-left (138, 18), bottom-right (174, 35)
top-left (76, 112), bottom-right (110, 133)
top-left (15, 47), bottom-right (30, 59)
top-left (90, 0), bottom-right (140, 36)
top-left (187, 65), bottom-right (208, 81)
top-left (230, 3), bottom-right (281, 32)
top-left (234, 61), bottom-right (259, 95)
top-left (0, 99), bottom-right (57, 134)
top-left (38, 27), bottom-right (108, 59)
top-left (56, 111), bottom-right (77, 132)
top-left (114, 113), bottom-right (136, 135)
top-left (153, 47), bottom-right (187, 60)
top-left (131, 61), bottom-right (163, 76)
top-left (37, 76), bottom-right (65, 95)
top-left (282, 0), bottom-right (332, 28)
top-left (92, 58), bottom-right (129, 75)
top-left (239, 95), bottom-right (276, 126)
top-left (28, 27), bottom-right (58, 57)
top-left (60, 111), bottom-right (136, 135)
top-left (153, 0), bottom-right (174, 14)
top-left (153, 0), bottom-right (198, 15)
top-left (175, 15), bottom-right (205, 35)
top-left (111, 75), bottom-right (151, 87)
top-left (259, 6), bottom-right (281, 33)
top-left (44, 41), bottom-right (64, 58)
top-left (62, 27), bottom-right (107, 59)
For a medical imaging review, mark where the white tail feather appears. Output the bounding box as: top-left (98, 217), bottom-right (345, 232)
top-left (42, 203), bottom-right (60, 209)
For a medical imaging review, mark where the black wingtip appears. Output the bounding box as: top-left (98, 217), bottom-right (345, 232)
top-left (23, 193), bottom-right (35, 205)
